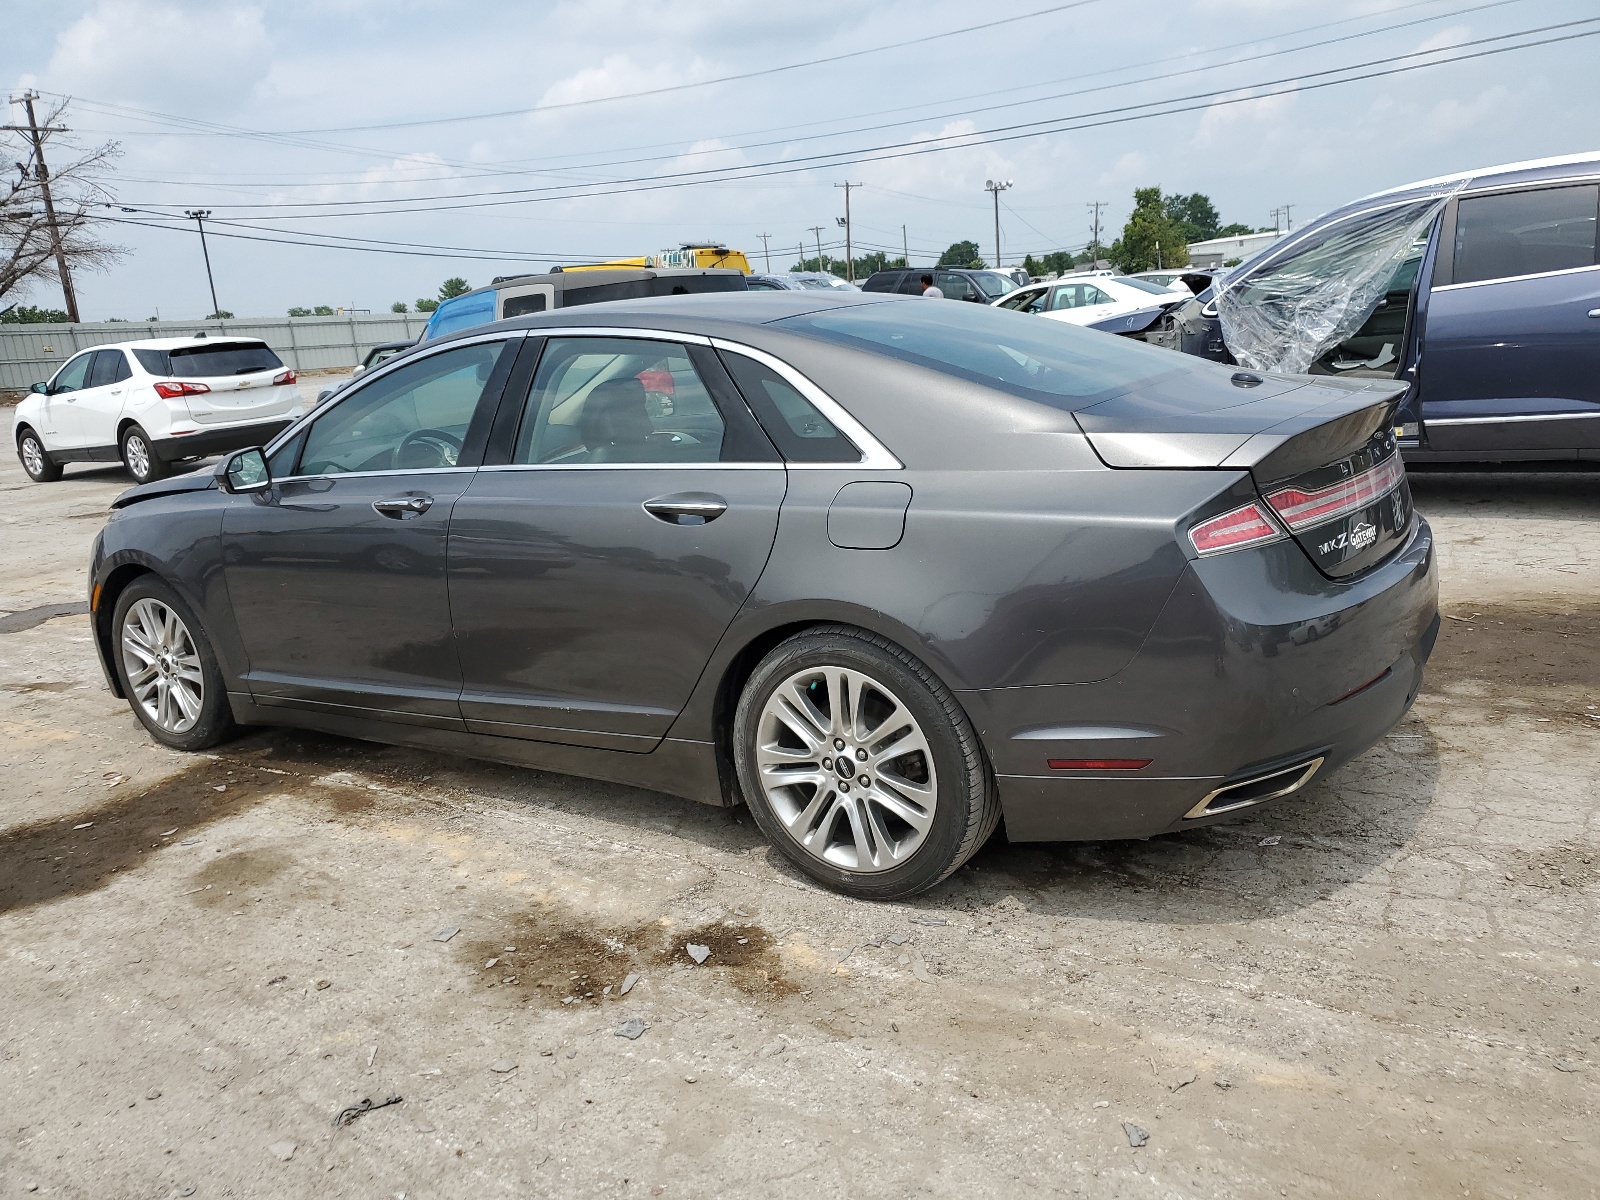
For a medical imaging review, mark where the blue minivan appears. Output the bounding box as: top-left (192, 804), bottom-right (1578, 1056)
top-left (1150, 153), bottom-right (1600, 463)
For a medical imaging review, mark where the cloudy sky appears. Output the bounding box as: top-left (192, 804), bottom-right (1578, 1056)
top-left (3, 0), bottom-right (1597, 320)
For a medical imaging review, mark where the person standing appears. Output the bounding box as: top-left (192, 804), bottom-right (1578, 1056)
top-left (918, 273), bottom-right (944, 298)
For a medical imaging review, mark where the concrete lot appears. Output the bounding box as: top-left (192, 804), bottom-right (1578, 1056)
top-left (0, 425), bottom-right (1596, 1198)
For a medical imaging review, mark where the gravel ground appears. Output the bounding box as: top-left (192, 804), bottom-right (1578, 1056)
top-left (0, 442), bottom-right (1595, 1199)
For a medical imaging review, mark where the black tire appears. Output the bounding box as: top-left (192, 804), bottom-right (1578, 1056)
top-left (16, 427), bottom-right (63, 482)
top-left (733, 625), bottom-right (1000, 900)
top-left (110, 575), bottom-right (237, 751)
top-left (120, 424), bottom-right (170, 484)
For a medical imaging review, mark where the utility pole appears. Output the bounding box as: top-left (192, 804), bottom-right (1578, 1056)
top-left (901, 224), bottom-right (909, 267)
top-left (797, 242), bottom-right (804, 271)
top-left (1281, 203), bottom-right (1293, 232)
top-left (833, 182), bottom-right (863, 281)
top-left (757, 232), bottom-right (772, 273)
top-left (1087, 201), bottom-right (1107, 268)
top-left (1270, 205), bottom-right (1294, 234)
top-left (185, 209), bottom-right (220, 317)
top-left (984, 180), bottom-right (1013, 267)
top-left (8, 91), bottom-right (79, 322)
top-left (808, 225), bottom-right (826, 273)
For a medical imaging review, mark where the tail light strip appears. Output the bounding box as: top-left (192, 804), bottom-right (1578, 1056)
top-left (1265, 451), bottom-right (1405, 532)
top-left (1189, 501), bottom-right (1286, 556)
top-left (153, 381), bottom-right (211, 399)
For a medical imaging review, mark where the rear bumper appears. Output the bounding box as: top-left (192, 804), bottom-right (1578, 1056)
top-left (154, 419), bottom-right (292, 462)
top-left (967, 516), bottom-right (1438, 841)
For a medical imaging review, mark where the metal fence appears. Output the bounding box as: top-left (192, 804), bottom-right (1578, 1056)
top-left (0, 314), bottom-right (431, 392)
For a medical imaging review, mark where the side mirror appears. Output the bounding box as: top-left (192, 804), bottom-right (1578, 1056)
top-left (31, 381), bottom-right (48, 394)
top-left (216, 447), bottom-right (271, 494)
top-left (351, 363), bottom-right (366, 376)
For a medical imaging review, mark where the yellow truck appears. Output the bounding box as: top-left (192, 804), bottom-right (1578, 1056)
top-left (564, 242), bottom-right (752, 274)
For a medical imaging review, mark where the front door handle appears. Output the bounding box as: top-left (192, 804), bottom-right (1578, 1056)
top-left (642, 492), bottom-right (727, 525)
top-left (372, 495), bottom-right (433, 519)
top-left (1588, 308), bottom-right (1600, 318)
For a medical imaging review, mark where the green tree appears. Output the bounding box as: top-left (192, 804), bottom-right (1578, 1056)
top-left (416, 298), bottom-right (440, 312)
top-left (1163, 192), bottom-right (1222, 243)
top-left (312, 305), bottom-right (335, 316)
top-left (287, 306), bottom-right (312, 317)
top-left (390, 300), bottom-right (408, 313)
top-left (1110, 187), bottom-right (1190, 273)
top-left (207, 310), bottom-right (234, 319)
top-left (937, 240), bottom-right (985, 269)
top-left (438, 277), bottom-right (471, 300)
top-left (0, 304), bottom-right (70, 323)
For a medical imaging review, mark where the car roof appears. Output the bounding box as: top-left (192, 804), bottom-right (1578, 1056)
top-left (63, 335), bottom-right (268, 353)
top-left (1359, 150), bottom-right (1600, 203)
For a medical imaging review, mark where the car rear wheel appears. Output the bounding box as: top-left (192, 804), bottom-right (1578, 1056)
top-left (121, 424), bottom-right (170, 484)
top-left (734, 626), bottom-right (999, 900)
top-left (17, 428), bottom-right (63, 482)
top-left (112, 576), bottom-right (236, 751)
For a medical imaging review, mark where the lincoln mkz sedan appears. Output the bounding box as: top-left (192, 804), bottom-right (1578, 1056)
top-left (88, 293), bottom-right (1439, 899)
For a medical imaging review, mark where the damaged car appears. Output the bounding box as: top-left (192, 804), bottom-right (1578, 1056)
top-left (1146, 153), bottom-right (1600, 463)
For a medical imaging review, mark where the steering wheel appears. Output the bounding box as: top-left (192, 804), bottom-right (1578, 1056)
top-left (392, 427), bottom-right (463, 470)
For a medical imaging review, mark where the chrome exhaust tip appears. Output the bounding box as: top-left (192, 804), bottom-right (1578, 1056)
top-left (1185, 756), bottom-right (1326, 820)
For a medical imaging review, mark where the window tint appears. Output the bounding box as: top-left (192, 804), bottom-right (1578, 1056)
top-left (895, 273), bottom-right (925, 296)
top-left (51, 352), bottom-right (94, 393)
top-left (934, 271), bottom-right (976, 301)
top-left (87, 350), bottom-right (123, 389)
top-left (164, 342), bottom-right (283, 378)
top-left (860, 272), bottom-right (899, 293)
top-left (745, 278), bottom-right (783, 291)
top-left (777, 298), bottom-right (1198, 409)
top-left (111, 351), bottom-right (132, 383)
top-left (1453, 185), bottom-right (1599, 284)
top-left (513, 338), bottom-right (725, 465)
top-left (501, 292), bottom-right (547, 317)
top-left (297, 340), bottom-right (508, 476)
top-left (132, 348), bottom-right (168, 375)
top-left (719, 351), bottom-right (859, 463)
top-left (970, 271), bottom-right (1019, 296)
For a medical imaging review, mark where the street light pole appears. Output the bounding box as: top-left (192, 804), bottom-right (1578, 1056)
top-left (833, 182), bottom-right (863, 281)
top-left (185, 209), bottom-right (219, 317)
top-left (757, 232), bottom-right (772, 273)
top-left (808, 225), bottom-right (826, 273)
top-left (984, 180), bottom-right (1013, 267)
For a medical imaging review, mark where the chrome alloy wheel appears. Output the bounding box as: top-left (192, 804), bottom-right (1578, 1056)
top-left (124, 433), bottom-right (152, 480)
top-left (755, 666), bottom-right (938, 873)
top-left (120, 597), bottom-right (204, 734)
top-left (20, 436), bottom-right (46, 477)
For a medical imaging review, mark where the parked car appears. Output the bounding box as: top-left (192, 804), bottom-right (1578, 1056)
top-left (419, 267), bottom-right (748, 341)
top-left (990, 266), bottom-right (1032, 288)
top-left (859, 267), bottom-right (1020, 302)
top-left (88, 292), bottom-right (1436, 899)
top-left (993, 274), bottom-right (1188, 335)
top-left (358, 338), bottom-right (417, 372)
top-left (13, 335), bottom-right (303, 485)
top-left (743, 272), bottom-right (858, 292)
top-left (745, 273), bottom-right (800, 291)
top-left (1146, 152), bottom-right (1600, 463)
top-left (1124, 269), bottom-right (1197, 294)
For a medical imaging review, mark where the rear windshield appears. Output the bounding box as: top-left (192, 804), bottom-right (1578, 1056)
top-left (776, 298), bottom-right (1199, 408)
top-left (134, 342), bottom-right (283, 378)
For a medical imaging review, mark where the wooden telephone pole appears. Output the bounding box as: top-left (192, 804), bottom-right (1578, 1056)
top-left (6, 91), bottom-right (79, 322)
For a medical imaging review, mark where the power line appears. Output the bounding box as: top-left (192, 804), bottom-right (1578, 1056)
top-left (112, 20), bottom-right (1600, 222)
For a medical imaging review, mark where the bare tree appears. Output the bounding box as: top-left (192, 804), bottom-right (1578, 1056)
top-left (2, 95), bottom-right (125, 313)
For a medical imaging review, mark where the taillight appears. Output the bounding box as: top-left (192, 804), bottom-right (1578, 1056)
top-left (1265, 452), bottom-right (1404, 532)
top-left (1188, 502), bottom-right (1285, 556)
top-left (153, 381), bottom-right (211, 399)
top-left (273, 369), bottom-right (297, 385)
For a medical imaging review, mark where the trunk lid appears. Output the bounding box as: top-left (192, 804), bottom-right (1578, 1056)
top-left (1076, 374), bottom-right (1413, 578)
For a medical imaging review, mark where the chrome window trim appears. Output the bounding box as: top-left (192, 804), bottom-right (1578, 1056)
top-left (1425, 410), bottom-right (1600, 426)
top-left (708, 338), bottom-right (903, 469)
top-left (263, 329), bottom-right (529, 457)
top-left (478, 462), bottom-right (786, 473)
top-left (1431, 261), bottom-right (1600, 292)
top-left (268, 466), bottom-right (479, 485)
top-left (524, 326), bottom-right (714, 347)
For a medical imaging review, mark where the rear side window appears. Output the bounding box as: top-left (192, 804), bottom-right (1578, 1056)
top-left (718, 351), bottom-right (859, 463)
top-left (162, 342), bottom-right (284, 378)
top-left (512, 338), bottom-right (725, 465)
top-left (860, 272), bottom-right (899, 293)
top-left (87, 350), bottom-right (123, 388)
top-left (501, 292), bottom-right (547, 317)
top-left (1453, 185), bottom-right (1599, 284)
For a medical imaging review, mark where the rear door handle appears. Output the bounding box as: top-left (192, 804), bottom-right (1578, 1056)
top-left (372, 495), bottom-right (433, 518)
top-left (643, 492), bottom-right (727, 525)
top-left (1588, 308), bottom-right (1600, 318)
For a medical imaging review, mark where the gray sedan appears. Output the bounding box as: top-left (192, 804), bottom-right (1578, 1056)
top-left (87, 293), bottom-right (1438, 899)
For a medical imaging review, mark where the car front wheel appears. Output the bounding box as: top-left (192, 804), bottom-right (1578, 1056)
top-left (111, 575), bottom-right (236, 751)
top-left (17, 428), bottom-right (63, 482)
top-left (733, 626), bottom-right (999, 900)
top-left (121, 424), bottom-right (170, 484)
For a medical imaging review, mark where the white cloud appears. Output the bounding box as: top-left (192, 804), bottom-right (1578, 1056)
top-left (1191, 87), bottom-right (1298, 150)
top-left (535, 53), bottom-right (716, 114)
top-left (44, 1), bottom-right (271, 112)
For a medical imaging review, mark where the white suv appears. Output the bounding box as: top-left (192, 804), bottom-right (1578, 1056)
top-left (12, 335), bottom-right (304, 484)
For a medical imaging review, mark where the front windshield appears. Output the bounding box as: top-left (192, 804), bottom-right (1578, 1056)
top-left (778, 297), bottom-right (1200, 410)
top-left (970, 271), bottom-right (1019, 296)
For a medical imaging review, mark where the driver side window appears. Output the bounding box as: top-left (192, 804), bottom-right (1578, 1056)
top-left (296, 340), bottom-right (508, 476)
